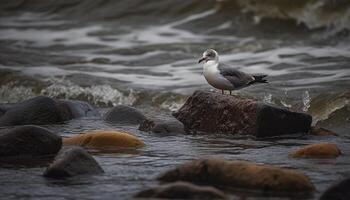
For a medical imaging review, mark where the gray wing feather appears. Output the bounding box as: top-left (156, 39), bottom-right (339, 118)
top-left (218, 63), bottom-right (254, 88)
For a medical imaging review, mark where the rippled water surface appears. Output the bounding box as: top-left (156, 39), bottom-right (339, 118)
top-left (0, 0), bottom-right (350, 199)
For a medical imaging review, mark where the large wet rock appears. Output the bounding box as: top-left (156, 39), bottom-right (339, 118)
top-left (44, 146), bottom-right (104, 178)
top-left (139, 116), bottom-right (185, 134)
top-left (0, 96), bottom-right (67, 126)
top-left (135, 181), bottom-right (227, 199)
top-left (173, 90), bottom-right (312, 137)
top-left (158, 159), bottom-right (314, 193)
top-left (0, 125), bottom-right (62, 158)
top-left (289, 143), bottom-right (341, 158)
top-left (320, 178), bottom-right (350, 200)
top-left (57, 99), bottom-right (100, 118)
top-left (63, 131), bottom-right (144, 149)
top-left (0, 96), bottom-right (99, 126)
top-left (103, 105), bottom-right (146, 125)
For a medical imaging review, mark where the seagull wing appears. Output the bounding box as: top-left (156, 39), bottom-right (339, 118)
top-left (218, 63), bottom-right (254, 88)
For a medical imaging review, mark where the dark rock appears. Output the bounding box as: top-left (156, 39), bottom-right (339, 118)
top-left (0, 96), bottom-right (68, 126)
top-left (139, 116), bottom-right (185, 134)
top-left (57, 100), bottom-right (100, 118)
top-left (320, 178), bottom-right (350, 200)
top-left (135, 181), bottom-right (226, 199)
top-left (0, 125), bottom-right (62, 158)
top-left (103, 105), bottom-right (146, 125)
top-left (0, 103), bottom-right (16, 112)
top-left (43, 146), bottom-right (104, 178)
top-left (158, 159), bottom-right (314, 193)
top-left (0, 107), bottom-right (5, 117)
top-left (0, 96), bottom-right (99, 126)
top-left (0, 103), bottom-right (11, 117)
top-left (173, 90), bottom-right (312, 137)
top-left (0, 156), bottom-right (55, 168)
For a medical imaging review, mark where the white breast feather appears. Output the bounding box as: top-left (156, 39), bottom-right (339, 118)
top-left (203, 61), bottom-right (234, 90)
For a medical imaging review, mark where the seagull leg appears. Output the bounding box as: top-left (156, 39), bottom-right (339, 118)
top-left (229, 90), bottom-right (232, 95)
top-left (221, 90), bottom-right (224, 94)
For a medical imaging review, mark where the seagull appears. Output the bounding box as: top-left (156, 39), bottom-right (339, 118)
top-left (198, 49), bottom-right (268, 95)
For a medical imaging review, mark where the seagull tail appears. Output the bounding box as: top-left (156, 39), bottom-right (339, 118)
top-left (250, 74), bottom-right (268, 84)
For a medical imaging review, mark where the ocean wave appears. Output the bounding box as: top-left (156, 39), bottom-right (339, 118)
top-left (0, 79), bottom-right (137, 107)
top-left (0, 76), bottom-right (189, 111)
top-left (1, 0), bottom-right (349, 39)
top-left (151, 92), bottom-right (187, 112)
top-left (228, 0), bottom-right (350, 32)
top-left (0, 84), bottom-right (37, 103)
top-left (316, 104), bottom-right (350, 133)
top-left (40, 80), bottom-right (137, 107)
top-left (308, 91), bottom-right (350, 124)
top-left (1, 76), bottom-right (349, 122)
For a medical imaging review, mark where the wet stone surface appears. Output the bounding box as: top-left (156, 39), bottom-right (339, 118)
top-left (174, 90), bottom-right (312, 137)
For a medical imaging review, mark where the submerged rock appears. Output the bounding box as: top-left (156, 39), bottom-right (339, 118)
top-left (139, 116), bottom-right (185, 134)
top-left (135, 181), bottom-right (226, 199)
top-left (0, 96), bottom-right (99, 126)
top-left (320, 178), bottom-right (350, 200)
top-left (0, 125), bottom-right (62, 158)
top-left (44, 146), bottom-right (104, 178)
top-left (103, 105), bottom-right (146, 125)
top-left (310, 126), bottom-right (338, 136)
top-left (173, 90), bottom-right (312, 137)
top-left (289, 143), bottom-right (341, 158)
top-left (158, 159), bottom-right (314, 193)
top-left (63, 131), bottom-right (144, 149)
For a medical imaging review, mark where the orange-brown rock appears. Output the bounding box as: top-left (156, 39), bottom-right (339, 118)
top-left (289, 143), bottom-right (341, 158)
top-left (158, 159), bottom-right (314, 193)
top-left (310, 126), bottom-right (338, 136)
top-left (63, 131), bottom-right (144, 149)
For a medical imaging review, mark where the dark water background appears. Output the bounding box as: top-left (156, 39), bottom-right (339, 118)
top-left (0, 0), bottom-right (350, 199)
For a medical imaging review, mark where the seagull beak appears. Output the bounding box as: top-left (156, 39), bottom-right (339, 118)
top-left (198, 57), bottom-right (206, 64)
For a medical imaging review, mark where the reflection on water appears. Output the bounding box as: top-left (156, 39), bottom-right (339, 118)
top-left (1, 118), bottom-right (349, 199)
top-left (0, 0), bottom-right (350, 199)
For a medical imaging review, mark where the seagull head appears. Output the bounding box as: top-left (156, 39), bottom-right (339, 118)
top-left (198, 49), bottom-right (219, 64)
